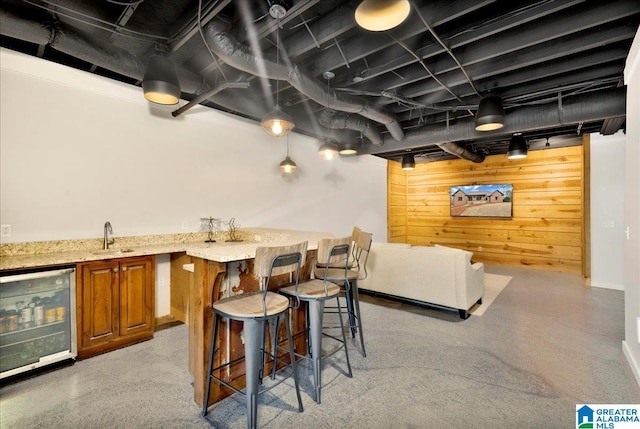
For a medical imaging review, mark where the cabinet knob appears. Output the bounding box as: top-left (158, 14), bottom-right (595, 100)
top-left (122, 267), bottom-right (128, 272)
top-left (113, 267), bottom-right (119, 273)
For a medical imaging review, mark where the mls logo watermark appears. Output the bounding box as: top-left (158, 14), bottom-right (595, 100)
top-left (577, 404), bottom-right (640, 428)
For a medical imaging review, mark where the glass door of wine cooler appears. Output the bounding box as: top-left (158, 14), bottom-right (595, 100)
top-left (0, 267), bottom-right (77, 379)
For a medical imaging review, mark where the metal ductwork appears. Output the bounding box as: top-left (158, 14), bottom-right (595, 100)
top-left (361, 86), bottom-right (627, 155)
top-left (436, 142), bottom-right (485, 163)
top-left (319, 110), bottom-right (484, 161)
top-left (318, 109), bottom-right (383, 146)
top-left (0, 7), bottom-right (50, 45)
top-left (203, 18), bottom-right (405, 142)
top-left (0, 6), bottom-right (202, 93)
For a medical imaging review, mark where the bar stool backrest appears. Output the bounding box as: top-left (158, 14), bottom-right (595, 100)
top-left (352, 230), bottom-right (373, 280)
top-left (316, 236), bottom-right (352, 268)
top-left (253, 241), bottom-right (308, 315)
top-left (254, 241), bottom-right (309, 279)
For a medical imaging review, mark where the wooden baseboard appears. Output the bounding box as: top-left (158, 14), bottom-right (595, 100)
top-left (155, 314), bottom-right (183, 331)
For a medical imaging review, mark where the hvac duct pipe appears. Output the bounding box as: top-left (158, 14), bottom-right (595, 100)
top-left (0, 5), bottom-right (202, 94)
top-left (437, 142), bottom-right (485, 163)
top-left (172, 82), bottom-right (250, 117)
top-left (359, 86), bottom-right (627, 155)
top-left (203, 19), bottom-right (405, 142)
top-left (0, 8), bottom-right (51, 45)
top-left (318, 109), bottom-right (384, 146)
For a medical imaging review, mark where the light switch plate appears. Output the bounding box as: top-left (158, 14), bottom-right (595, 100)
top-left (0, 224), bottom-right (11, 237)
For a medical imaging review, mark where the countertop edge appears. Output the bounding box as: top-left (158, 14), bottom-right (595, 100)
top-left (0, 228), bottom-right (333, 271)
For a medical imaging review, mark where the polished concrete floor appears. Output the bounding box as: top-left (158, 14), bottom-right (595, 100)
top-left (1, 264), bottom-right (638, 428)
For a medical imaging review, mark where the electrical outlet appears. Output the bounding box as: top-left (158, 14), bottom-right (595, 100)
top-left (181, 220), bottom-right (189, 230)
top-left (0, 224), bottom-right (11, 237)
top-left (478, 246), bottom-right (482, 252)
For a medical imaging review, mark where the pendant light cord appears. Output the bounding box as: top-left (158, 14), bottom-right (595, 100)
top-left (275, 17), bottom-right (281, 108)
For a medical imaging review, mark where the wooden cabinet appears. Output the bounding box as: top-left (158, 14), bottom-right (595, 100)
top-left (76, 256), bottom-right (155, 358)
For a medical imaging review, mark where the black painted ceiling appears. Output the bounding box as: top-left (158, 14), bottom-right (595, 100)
top-left (1, 0), bottom-right (638, 164)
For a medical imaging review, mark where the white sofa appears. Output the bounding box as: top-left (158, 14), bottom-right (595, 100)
top-left (358, 243), bottom-right (485, 319)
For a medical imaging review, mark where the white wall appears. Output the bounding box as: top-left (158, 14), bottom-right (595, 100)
top-left (590, 131), bottom-right (626, 290)
top-left (0, 49), bottom-right (387, 244)
top-left (0, 49), bottom-right (388, 318)
top-left (623, 28), bottom-right (640, 387)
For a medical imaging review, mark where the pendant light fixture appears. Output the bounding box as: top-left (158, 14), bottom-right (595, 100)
top-left (339, 141), bottom-right (358, 155)
top-left (475, 95), bottom-right (505, 131)
top-left (318, 140), bottom-right (339, 160)
top-left (279, 135), bottom-right (297, 173)
top-left (261, 16), bottom-right (294, 137)
top-left (339, 132), bottom-right (363, 155)
top-left (355, 0), bottom-right (411, 32)
top-left (401, 153), bottom-right (415, 170)
top-left (508, 133), bottom-right (528, 159)
top-left (142, 54), bottom-right (181, 105)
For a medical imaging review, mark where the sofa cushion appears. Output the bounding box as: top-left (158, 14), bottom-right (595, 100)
top-left (434, 244), bottom-right (473, 260)
top-left (371, 242), bottom-right (412, 250)
top-left (359, 241), bottom-right (484, 317)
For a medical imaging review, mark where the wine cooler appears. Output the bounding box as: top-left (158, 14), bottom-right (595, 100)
top-left (0, 266), bottom-right (77, 380)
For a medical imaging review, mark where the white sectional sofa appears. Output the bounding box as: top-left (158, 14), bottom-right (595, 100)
top-left (358, 243), bottom-right (485, 319)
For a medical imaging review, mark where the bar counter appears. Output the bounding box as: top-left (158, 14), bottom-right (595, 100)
top-left (1, 227), bottom-right (333, 407)
top-left (173, 229), bottom-right (332, 407)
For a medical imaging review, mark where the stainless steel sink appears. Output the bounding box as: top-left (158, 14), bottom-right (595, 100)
top-left (90, 248), bottom-right (135, 255)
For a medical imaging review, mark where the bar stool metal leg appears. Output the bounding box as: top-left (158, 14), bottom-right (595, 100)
top-left (306, 295), bottom-right (352, 404)
top-left (202, 313), bottom-right (220, 417)
top-left (350, 280), bottom-right (366, 357)
top-left (308, 300), bottom-right (324, 403)
top-left (333, 295), bottom-right (353, 379)
top-left (284, 309), bottom-right (304, 412)
top-left (243, 319), bottom-right (262, 429)
top-left (344, 281), bottom-right (357, 338)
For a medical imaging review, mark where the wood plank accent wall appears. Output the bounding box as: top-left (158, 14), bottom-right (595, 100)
top-left (387, 145), bottom-right (585, 275)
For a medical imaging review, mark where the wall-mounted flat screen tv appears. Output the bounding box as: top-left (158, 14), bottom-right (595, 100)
top-left (450, 184), bottom-right (513, 218)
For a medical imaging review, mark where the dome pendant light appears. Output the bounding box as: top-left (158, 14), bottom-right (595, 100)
top-left (508, 133), bottom-right (528, 159)
top-left (475, 95), bottom-right (505, 131)
top-left (401, 153), bottom-right (415, 170)
top-left (142, 54), bottom-right (181, 105)
top-left (339, 141), bottom-right (359, 155)
top-left (355, 0), bottom-right (411, 32)
top-left (280, 135), bottom-right (297, 173)
top-left (318, 140), bottom-right (339, 160)
top-left (261, 17), bottom-right (294, 137)
top-left (339, 132), bottom-right (362, 155)
top-left (279, 156), bottom-right (297, 173)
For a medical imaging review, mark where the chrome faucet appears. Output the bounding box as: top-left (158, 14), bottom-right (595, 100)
top-left (103, 221), bottom-right (114, 250)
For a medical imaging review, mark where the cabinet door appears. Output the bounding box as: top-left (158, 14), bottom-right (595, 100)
top-left (78, 260), bottom-right (119, 349)
top-left (119, 257), bottom-right (154, 337)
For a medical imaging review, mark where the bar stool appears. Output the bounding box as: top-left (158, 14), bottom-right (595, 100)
top-left (314, 230), bottom-right (372, 357)
top-left (202, 242), bottom-right (306, 429)
top-left (278, 238), bottom-right (353, 404)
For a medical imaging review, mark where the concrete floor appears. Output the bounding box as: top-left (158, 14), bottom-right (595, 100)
top-left (1, 264), bottom-right (638, 428)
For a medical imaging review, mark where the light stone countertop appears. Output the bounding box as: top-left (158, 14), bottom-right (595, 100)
top-left (0, 228), bottom-right (333, 271)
